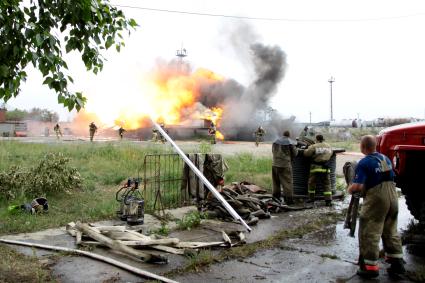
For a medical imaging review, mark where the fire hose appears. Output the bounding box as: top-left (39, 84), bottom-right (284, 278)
top-left (151, 120), bottom-right (252, 232)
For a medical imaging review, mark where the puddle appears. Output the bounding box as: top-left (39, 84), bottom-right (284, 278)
top-left (175, 196), bottom-right (425, 283)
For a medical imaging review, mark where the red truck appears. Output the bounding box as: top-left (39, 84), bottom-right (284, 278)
top-left (376, 122), bottom-right (425, 223)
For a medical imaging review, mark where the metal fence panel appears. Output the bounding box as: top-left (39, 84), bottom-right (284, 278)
top-left (142, 154), bottom-right (194, 213)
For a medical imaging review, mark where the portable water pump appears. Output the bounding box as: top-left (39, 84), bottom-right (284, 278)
top-left (116, 178), bottom-right (144, 225)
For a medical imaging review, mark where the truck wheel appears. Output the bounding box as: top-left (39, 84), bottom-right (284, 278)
top-left (405, 193), bottom-right (425, 223)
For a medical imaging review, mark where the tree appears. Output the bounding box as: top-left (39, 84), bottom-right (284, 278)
top-left (5, 107), bottom-right (59, 122)
top-left (5, 108), bottom-right (27, 121)
top-left (0, 1), bottom-right (137, 111)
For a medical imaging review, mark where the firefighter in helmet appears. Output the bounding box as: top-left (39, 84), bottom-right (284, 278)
top-left (118, 127), bottom-right (126, 140)
top-left (158, 123), bottom-right (166, 144)
top-left (53, 123), bottom-right (62, 139)
top-left (208, 121), bottom-right (217, 144)
top-left (89, 122), bottom-right (97, 142)
top-left (301, 134), bottom-right (333, 206)
top-left (151, 128), bottom-right (158, 142)
top-left (254, 126), bottom-right (266, 147)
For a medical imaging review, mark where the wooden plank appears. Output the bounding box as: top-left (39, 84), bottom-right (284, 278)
top-left (93, 226), bottom-right (127, 232)
top-left (103, 231), bottom-right (142, 241)
top-left (175, 241), bottom-right (225, 249)
top-left (115, 238), bottom-right (180, 246)
top-left (221, 231), bottom-right (232, 247)
top-left (76, 231), bottom-right (82, 245)
top-left (149, 245), bottom-right (185, 255)
top-left (75, 222), bottom-right (167, 264)
top-left (66, 222), bottom-right (77, 237)
top-left (78, 241), bottom-right (185, 255)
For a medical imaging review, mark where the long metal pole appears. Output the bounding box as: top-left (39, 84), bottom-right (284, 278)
top-left (151, 120), bottom-right (252, 232)
top-left (328, 76), bottom-right (335, 121)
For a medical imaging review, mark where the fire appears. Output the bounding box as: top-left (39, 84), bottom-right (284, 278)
top-left (216, 130), bottom-right (224, 140)
top-left (81, 63), bottom-right (226, 133)
top-left (199, 107), bottom-right (223, 126)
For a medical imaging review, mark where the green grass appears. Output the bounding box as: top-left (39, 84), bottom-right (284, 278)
top-left (329, 141), bottom-right (360, 152)
top-left (225, 153), bottom-right (272, 190)
top-left (177, 211), bottom-right (207, 231)
top-left (0, 141), bottom-right (273, 235)
top-left (0, 244), bottom-right (56, 282)
top-left (150, 223), bottom-right (171, 236)
top-left (0, 141), bottom-right (150, 185)
top-left (0, 187), bottom-right (117, 234)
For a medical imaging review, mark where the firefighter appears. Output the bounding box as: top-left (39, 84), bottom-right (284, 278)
top-left (272, 131), bottom-right (298, 205)
top-left (348, 135), bottom-right (404, 278)
top-left (208, 121), bottom-right (217, 144)
top-left (151, 128), bottom-right (158, 142)
top-left (254, 126), bottom-right (266, 147)
top-left (89, 122), bottom-right (97, 142)
top-left (118, 127), bottom-right (126, 140)
top-left (53, 123), bottom-right (62, 139)
top-left (299, 126), bottom-right (308, 139)
top-left (302, 134), bottom-right (333, 206)
top-left (159, 123), bottom-right (166, 144)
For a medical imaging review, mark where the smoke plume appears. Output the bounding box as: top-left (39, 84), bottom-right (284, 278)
top-left (199, 22), bottom-right (288, 137)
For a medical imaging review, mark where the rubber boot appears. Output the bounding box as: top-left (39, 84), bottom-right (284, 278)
top-left (386, 258), bottom-right (406, 276)
top-left (357, 257), bottom-right (379, 279)
top-left (306, 193), bottom-right (315, 204)
top-left (285, 197), bottom-right (295, 205)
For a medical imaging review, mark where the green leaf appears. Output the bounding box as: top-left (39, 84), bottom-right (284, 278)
top-left (35, 34), bottom-right (43, 46)
top-left (129, 18), bottom-right (138, 28)
top-left (0, 65), bottom-right (9, 77)
top-left (58, 95), bottom-right (65, 104)
top-left (105, 36), bottom-right (113, 49)
top-left (94, 35), bottom-right (101, 45)
top-left (43, 77), bottom-right (53, 85)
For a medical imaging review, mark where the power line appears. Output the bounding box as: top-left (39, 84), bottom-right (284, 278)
top-left (113, 4), bottom-right (425, 23)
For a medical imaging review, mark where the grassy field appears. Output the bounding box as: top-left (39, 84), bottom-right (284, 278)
top-left (0, 141), bottom-right (274, 235)
top-left (0, 244), bottom-right (56, 282)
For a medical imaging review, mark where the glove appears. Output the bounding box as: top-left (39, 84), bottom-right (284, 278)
top-left (297, 149), bottom-right (304, 156)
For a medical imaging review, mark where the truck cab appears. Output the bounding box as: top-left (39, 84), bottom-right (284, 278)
top-left (377, 122), bottom-right (425, 223)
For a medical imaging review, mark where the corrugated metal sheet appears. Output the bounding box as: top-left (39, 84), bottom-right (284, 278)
top-left (293, 149), bottom-right (344, 196)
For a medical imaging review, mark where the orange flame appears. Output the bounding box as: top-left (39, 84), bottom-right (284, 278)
top-left (199, 107), bottom-right (223, 126)
top-left (81, 65), bottom-right (226, 131)
top-left (216, 130), bottom-right (224, 140)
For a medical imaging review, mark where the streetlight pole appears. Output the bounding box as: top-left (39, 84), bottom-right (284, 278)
top-left (328, 76), bottom-right (335, 121)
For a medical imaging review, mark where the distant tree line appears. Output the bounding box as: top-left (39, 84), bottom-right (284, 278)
top-left (5, 107), bottom-right (59, 122)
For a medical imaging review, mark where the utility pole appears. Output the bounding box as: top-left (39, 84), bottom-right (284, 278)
top-left (328, 76), bottom-right (335, 121)
top-left (309, 111), bottom-right (312, 124)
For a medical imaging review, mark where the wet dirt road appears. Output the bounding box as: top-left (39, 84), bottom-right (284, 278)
top-left (174, 197), bottom-right (425, 283)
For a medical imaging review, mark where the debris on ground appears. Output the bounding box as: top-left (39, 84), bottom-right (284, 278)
top-left (66, 221), bottom-right (246, 264)
top-left (7, 197), bottom-right (49, 214)
top-left (201, 181), bottom-right (309, 225)
top-left (402, 221), bottom-right (425, 257)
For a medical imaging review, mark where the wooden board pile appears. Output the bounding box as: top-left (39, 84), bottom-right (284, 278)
top-left (66, 221), bottom-right (244, 264)
top-left (203, 181), bottom-right (306, 224)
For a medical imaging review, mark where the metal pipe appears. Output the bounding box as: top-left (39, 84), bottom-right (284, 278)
top-left (151, 120), bottom-right (252, 232)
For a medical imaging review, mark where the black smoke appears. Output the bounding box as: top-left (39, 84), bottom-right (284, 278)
top-left (197, 22), bottom-right (288, 138)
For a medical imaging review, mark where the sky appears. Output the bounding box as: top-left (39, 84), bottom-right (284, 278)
top-left (5, 0), bottom-right (425, 123)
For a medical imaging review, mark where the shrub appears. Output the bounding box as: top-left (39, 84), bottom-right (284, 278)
top-left (0, 153), bottom-right (82, 200)
top-left (177, 211), bottom-right (207, 230)
top-left (0, 166), bottom-right (27, 199)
